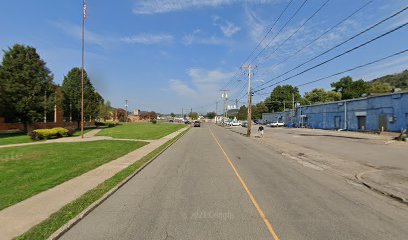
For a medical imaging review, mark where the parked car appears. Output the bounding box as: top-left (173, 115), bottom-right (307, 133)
top-left (241, 121), bottom-right (248, 128)
top-left (229, 122), bottom-right (241, 126)
top-left (268, 121), bottom-right (285, 127)
top-left (184, 120), bottom-right (191, 124)
top-left (194, 121), bottom-right (201, 127)
top-left (169, 119), bottom-right (174, 123)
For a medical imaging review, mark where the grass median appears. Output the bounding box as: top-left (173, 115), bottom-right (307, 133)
top-left (0, 140), bottom-right (147, 210)
top-left (97, 122), bottom-right (185, 140)
top-left (17, 127), bottom-right (189, 240)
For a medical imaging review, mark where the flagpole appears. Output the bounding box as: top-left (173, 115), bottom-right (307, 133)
top-left (81, 0), bottom-right (86, 139)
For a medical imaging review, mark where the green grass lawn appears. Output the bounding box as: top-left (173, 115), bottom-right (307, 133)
top-left (97, 122), bottom-right (185, 140)
top-left (0, 128), bottom-right (93, 146)
top-left (0, 140), bottom-right (147, 210)
top-left (0, 133), bottom-right (32, 146)
top-left (71, 128), bottom-right (94, 137)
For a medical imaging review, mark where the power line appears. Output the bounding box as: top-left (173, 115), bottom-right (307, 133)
top-left (255, 21), bottom-right (408, 92)
top-left (256, 5), bottom-right (408, 90)
top-left (295, 48), bottom-right (408, 87)
top-left (258, 0), bottom-right (374, 78)
top-left (255, 48), bottom-right (408, 97)
top-left (220, 0), bottom-right (295, 90)
top-left (241, 0), bottom-right (295, 66)
top-left (257, 0), bottom-right (331, 66)
top-left (226, 0), bottom-right (309, 97)
top-left (250, 0), bottom-right (309, 66)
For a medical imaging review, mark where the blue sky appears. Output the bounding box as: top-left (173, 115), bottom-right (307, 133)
top-left (1, 0), bottom-right (407, 114)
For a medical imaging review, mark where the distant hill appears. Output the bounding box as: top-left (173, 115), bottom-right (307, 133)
top-left (370, 69), bottom-right (408, 89)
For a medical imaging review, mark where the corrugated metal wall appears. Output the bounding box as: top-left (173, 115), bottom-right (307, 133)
top-left (262, 92), bottom-right (408, 132)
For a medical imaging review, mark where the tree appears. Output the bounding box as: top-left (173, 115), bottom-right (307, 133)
top-left (0, 44), bottom-right (54, 132)
top-left (370, 69), bottom-right (408, 89)
top-left (252, 102), bottom-right (268, 120)
top-left (369, 82), bottom-right (392, 93)
top-left (264, 85), bottom-right (302, 112)
top-left (237, 105), bottom-right (248, 120)
top-left (206, 112), bottom-right (216, 119)
top-left (331, 76), bottom-right (369, 100)
top-left (115, 108), bottom-right (127, 122)
top-left (189, 112), bottom-right (199, 120)
top-left (98, 100), bottom-right (112, 121)
top-left (61, 67), bottom-right (102, 127)
top-left (140, 111), bottom-right (157, 120)
top-left (304, 88), bottom-right (342, 104)
top-left (170, 112), bottom-right (176, 118)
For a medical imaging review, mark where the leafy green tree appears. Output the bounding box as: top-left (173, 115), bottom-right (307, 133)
top-left (237, 105), bottom-right (247, 120)
top-left (98, 100), bottom-right (112, 121)
top-left (252, 102), bottom-right (268, 120)
top-left (331, 76), bottom-right (369, 100)
top-left (170, 112), bottom-right (176, 118)
top-left (368, 82), bottom-right (392, 93)
top-left (304, 88), bottom-right (342, 104)
top-left (264, 85), bottom-right (302, 112)
top-left (370, 69), bottom-right (408, 89)
top-left (189, 112), bottom-right (199, 120)
top-left (61, 67), bottom-right (102, 126)
top-left (206, 112), bottom-right (216, 119)
top-left (0, 44), bottom-right (54, 132)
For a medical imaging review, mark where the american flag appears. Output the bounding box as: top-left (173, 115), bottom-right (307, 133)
top-left (83, 1), bottom-right (87, 19)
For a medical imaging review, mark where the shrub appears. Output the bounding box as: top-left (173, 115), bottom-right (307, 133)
top-left (150, 119), bottom-right (157, 124)
top-left (95, 122), bottom-right (115, 128)
top-left (95, 122), bottom-right (105, 127)
top-left (30, 127), bottom-right (70, 141)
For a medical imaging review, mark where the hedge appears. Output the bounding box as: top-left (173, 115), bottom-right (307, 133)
top-left (30, 127), bottom-right (70, 141)
top-left (95, 122), bottom-right (116, 128)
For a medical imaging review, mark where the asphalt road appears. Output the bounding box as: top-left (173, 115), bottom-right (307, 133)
top-left (60, 124), bottom-right (408, 240)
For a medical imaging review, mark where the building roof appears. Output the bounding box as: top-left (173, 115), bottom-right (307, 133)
top-left (300, 91), bottom-right (408, 108)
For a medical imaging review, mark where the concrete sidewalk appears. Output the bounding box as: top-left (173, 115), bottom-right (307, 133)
top-left (0, 127), bottom-right (188, 240)
top-left (228, 125), bottom-right (408, 204)
top-left (0, 129), bottom-right (155, 149)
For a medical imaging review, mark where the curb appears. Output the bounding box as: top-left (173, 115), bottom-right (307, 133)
top-left (355, 171), bottom-right (407, 205)
top-left (49, 127), bottom-right (190, 240)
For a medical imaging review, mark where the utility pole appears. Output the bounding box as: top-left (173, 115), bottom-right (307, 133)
top-left (215, 101), bottom-right (219, 124)
top-left (292, 92), bottom-right (295, 125)
top-left (242, 65), bottom-right (256, 137)
top-left (81, 0), bottom-right (87, 139)
top-left (220, 90), bottom-right (229, 123)
top-left (182, 108), bottom-right (184, 119)
top-left (125, 99), bottom-right (128, 123)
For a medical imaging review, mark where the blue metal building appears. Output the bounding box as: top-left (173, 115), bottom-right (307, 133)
top-left (263, 91), bottom-right (408, 132)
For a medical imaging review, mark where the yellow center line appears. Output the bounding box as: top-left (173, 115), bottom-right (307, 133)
top-left (208, 127), bottom-right (280, 240)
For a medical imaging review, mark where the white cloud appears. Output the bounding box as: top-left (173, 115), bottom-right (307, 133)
top-left (182, 29), bottom-right (232, 46)
top-left (133, 0), bottom-right (281, 15)
top-left (212, 16), bottom-right (241, 37)
top-left (220, 21), bottom-right (241, 37)
top-left (168, 68), bottom-right (236, 104)
top-left (121, 34), bottom-right (174, 44)
top-left (52, 21), bottom-right (113, 47)
top-left (169, 79), bottom-right (197, 97)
